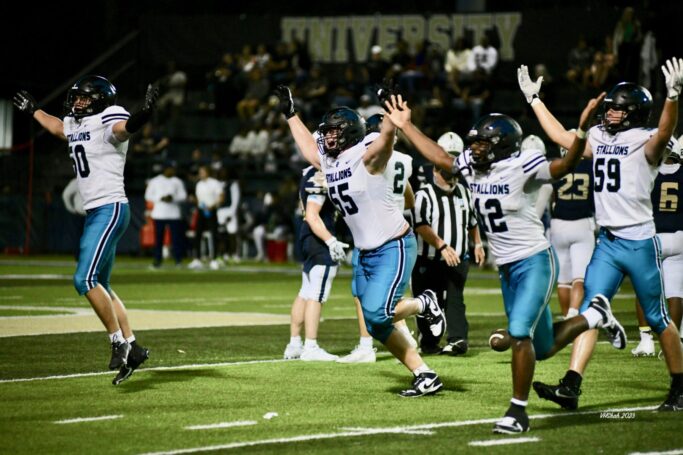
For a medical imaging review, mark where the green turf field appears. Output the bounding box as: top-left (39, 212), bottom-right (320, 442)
top-left (0, 256), bottom-right (679, 454)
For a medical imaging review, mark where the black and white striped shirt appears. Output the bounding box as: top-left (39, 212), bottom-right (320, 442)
top-left (412, 181), bottom-right (477, 259)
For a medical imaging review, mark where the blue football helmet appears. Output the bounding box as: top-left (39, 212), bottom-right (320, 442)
top-left (66, 75), bottom-right (117, 119)
top-left (317, 107), bottom-right (366, 158)
top-left (466, 113), bottom-right (523, 170)
top-left (601, 82), bottom-right (652, 134)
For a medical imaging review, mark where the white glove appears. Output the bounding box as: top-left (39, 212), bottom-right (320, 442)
top-left (662, 57), bottom-right (683, 100)
top-left (325, 237), bottom-right (349, 262)
top-left (517, 64), bottom-right (543, 104)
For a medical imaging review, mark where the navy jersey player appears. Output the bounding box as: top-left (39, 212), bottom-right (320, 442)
top-left (283, 166), bottom-right (345, 361)
top-left (519, 58), bottom-right (683, 412)
top-left (274, 85), bottom-right (447, 397)
top-left (550, 141), bottom-right (595, 319)
top-left (385, 89), bottom-right (622, 433)
top-left (13, 76), bottom-right (158, 385)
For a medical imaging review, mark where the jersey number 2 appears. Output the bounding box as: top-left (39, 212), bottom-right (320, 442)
top-left (393, 162), bottom-right (405, 194)
top-left (70, 145), bottom-right (91, 178)
top-left (475, 199), bottom-right (508, 233)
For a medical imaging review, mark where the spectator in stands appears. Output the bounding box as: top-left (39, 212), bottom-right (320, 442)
top-left (242, 190), bottom-right (271, 262)
top-left (468, 35), bottom-right (498, 77)
top-left (189, 165), bottom-right (224, 270)
top-left (639, 17), bottom-right (658, 90)
top-left (237, 44), bottom-right (256, 72)
top-left (452, 68), bottom-right (491, 125)
top-left (445, 37), bottom-right (472, 85)
top-left (267, 42), bottom-right (294, 85)
top-left (237, 66), bottom-right (270, 121)
top-left (216, 167), bottom-right (242, 263)
top-left (144, 161), bottom-right (187, 269)
top-left (566, 35), bottom-right (593, 89)
top-left (357, 94), bottom-right (383, 120)
top-left (209, 52), bottom-right (241, 117)
top-left (331, 64), bottom-right (365, 108)
top-left (291, 37), bottom-right (312, 85)
top-left (613, 6), bottom-right (642, 82)
top-left (297, 64), bottom-right (329, 120)
top-left (364, 45), bottom-right (390, 88)
top-left (156, 60), bottom-right (188, 123)
top-left (129, 123), bottom-right (170, 180)
top-left (588, 36), bottom-right (619, 90)
top-left (185, 148), bottom-right (208, 185)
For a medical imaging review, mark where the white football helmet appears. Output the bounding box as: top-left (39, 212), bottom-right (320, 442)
top-left (665, 136), bottom-right (681, 163)
top-left (521, 134), bottom-right (546, 155)
top-left (559, 129), bottom-right (577, 157)
top-left (437, 132), bottom-right (464, 156)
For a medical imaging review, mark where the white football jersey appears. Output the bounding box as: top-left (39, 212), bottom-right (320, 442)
top-left (456, 148), bottom-right (552, 265)
top-left (588, 126), bottom-right (658, 238)
top-left (319, 142), bottom-right (407, 250)
top-left (63, 106), bottom-right (130, 210)
top-left (364, 132), bottom-right (413, 211)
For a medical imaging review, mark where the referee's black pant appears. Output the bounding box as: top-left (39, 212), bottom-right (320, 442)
top-left (411, 256), bottom-right (469, 348)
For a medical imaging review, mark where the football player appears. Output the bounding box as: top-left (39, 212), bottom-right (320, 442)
top-left (14, 76), bottom-right (158, 385)
top-left (384, 88), bottom-right (622, 433)
top-left (548, 131), bottom-right (595, 319)
top-left (338, 113), bottom-right (418, 364)
top-left (518, 58), bottom-right (683, 412)
top-left (274, 85), bottom-right (447, 397)
top-left (632, 136), bottom-right (683, 356)
top-left (284, 166), bottom-right (344, 362)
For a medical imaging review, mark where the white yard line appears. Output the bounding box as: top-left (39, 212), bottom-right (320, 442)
top-left (630, 451), bottom-right (683, 455)
top-left (185, 421), bottom-right (257, 430)
top-left (0, 358), bottom-right (289, 384)
top-left (140, 405), bottom-right (658, 454)
top-left (54, 415), bottom-right (122, 424)
top-left (469, 436), bottom-right (540, 447)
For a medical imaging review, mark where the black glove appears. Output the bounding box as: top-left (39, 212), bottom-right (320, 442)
top-left (13, 90), bottom-right (38, 115)
top-left (274, 85), bottom-right (296, 119)
top-left (125, 84), bottom-right (159, 134)
top-left (375, 78), bottom-right (399, 108)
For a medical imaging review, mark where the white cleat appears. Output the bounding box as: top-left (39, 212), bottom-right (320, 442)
top-left (188, 259), bottom-right (204, 270)
top-left (631, 333), bottom-right (655, 357)
top-left (300, 346), bottom-right (339, 361)
top-left (336, 345), bottom-right (377, 363)
top-left (283, 343), bottom-right (303, 360)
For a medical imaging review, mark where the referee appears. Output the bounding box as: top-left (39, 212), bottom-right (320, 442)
top-left (411, 132), bottom-right (485, 356)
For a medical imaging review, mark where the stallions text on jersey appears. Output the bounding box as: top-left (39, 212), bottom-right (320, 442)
top-left (455, 148), bottom-right (551, 265)
top-left (319, 142), bottom-right (407, 250)
top-left (588, 126), bottom-right (658, 237)
top-left (63, 106), bottom-right (130, 210)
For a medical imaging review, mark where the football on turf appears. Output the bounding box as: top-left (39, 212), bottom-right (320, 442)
top-left (488, 329), bottom-right (511, 352)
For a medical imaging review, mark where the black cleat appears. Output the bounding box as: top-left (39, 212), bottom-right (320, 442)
top-left (441, 339), bottom-right (468, 356)
top-left (589, 294), bottom-right (627, 349)
top-left (416, 290), bottom-right (446, 338)
top-left (493, 415), bottom-right (530, 434)
top-left (109, 341), bottom-right (131, 370)
top-left (113, 343), bottom-right (149, 385)
top-left (533, 380), bottom-right (581, 410)
top-left (657, 387), bottom-right (683, 412)
top-left (399, 372), bottom-right (443, 398)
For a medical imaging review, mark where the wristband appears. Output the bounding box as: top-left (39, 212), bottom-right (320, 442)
top-left (530, 95), bottom-right (541, 106)
top-left (438, 244), bottom-right (448, 252)
top-left (576, 128), bottom-right (587, 139)
top-left (667, 95), bottom-right (679, 101)
top-left (474, 243), bottom-right (483, 248)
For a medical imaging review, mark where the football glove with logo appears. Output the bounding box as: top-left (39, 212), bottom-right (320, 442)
top-left (325, 237), bottom-right (349, 263)
top-left (274, 85), bottom-right (296, 119)
top-left (662, 57), bottom-right (683, 100)
top-left (13, 90), bottom-right (38, 116)
top-left (517, 64), bottom-right (543, 104)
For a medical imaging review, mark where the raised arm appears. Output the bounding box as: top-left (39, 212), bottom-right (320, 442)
top-left (364, 114), bottom-right (396, 174)
top-left (14, 91), bottom-right (66, 140)
top-left (547, 92), bottom-right (605, 179)
top-left (112, 84), bottom-right (159, 142)
top-left (645, 57), bottom-right (683, 165)
top-left (384, 95), bottom-right (455, 173)
top-left (517, 65), bottom-right (584, 152)
top-left (274, 85), bottom-right (320, 169)
top-left (403, 181), bottom-right (415, 210)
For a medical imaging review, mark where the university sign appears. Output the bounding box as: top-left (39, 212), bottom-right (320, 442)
top-left (281, 13), bottom-right (522, 63)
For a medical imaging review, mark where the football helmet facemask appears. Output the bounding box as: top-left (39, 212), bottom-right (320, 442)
top-left (466, 113), bottom-right (523, 170)
top-left (317, 107), bottom-right (366, 158)
top-left (66, 75), bottom-right (117, 119)
top-left (601, 82), bottom-right (652, 134)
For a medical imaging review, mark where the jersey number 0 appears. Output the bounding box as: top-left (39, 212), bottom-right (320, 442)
top-left (69, 145), bottom-right (91, 178)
